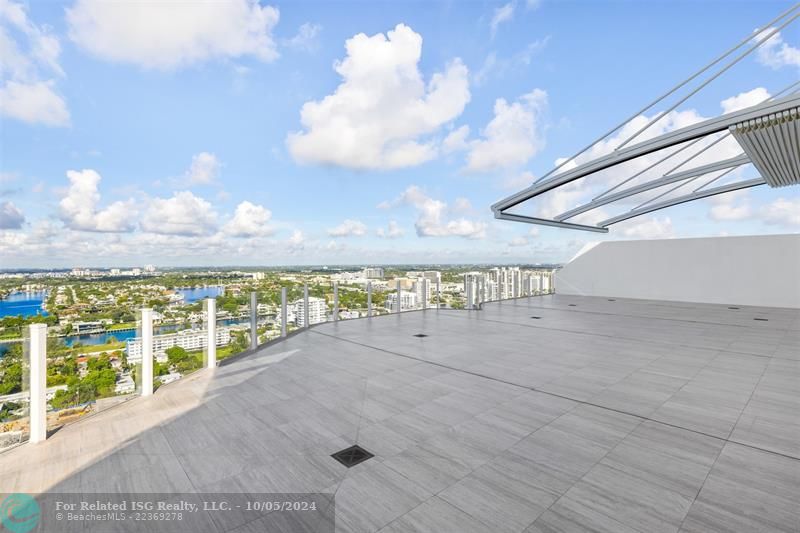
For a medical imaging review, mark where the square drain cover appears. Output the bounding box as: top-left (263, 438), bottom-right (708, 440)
top-left (413, 333), bottom-right (428, 338)
top-left (728, 306), bottom-right (740, 310)
top-left (754, 317), bottom-right (769, 321)
top-left (331, 445), bottom-right (374, 468)
top-left (530, 316), bottom-right (542, 319)
top-left (568, 304), bottom-right (577, 307)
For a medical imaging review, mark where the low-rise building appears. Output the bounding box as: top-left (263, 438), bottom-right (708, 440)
top-left (126, 327), bottom-right (232, 363)
top-left (386, 290), bottom-right (418, 311)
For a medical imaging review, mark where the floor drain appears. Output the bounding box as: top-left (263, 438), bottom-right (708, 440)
top-left (331, 445), bottom-right (374, 468)
top-left (568, 304), bottom-right (577, 307)
top-left (754, 318), bottom-right (768, 321)
top-left (531, 316), bottom-right (542, 319)
top-left (413, 333), bottom-right (428, 337)
top-left (608, 299), bottom-right (616, 302)
top-left (728, 306), bottom-right (740, 310)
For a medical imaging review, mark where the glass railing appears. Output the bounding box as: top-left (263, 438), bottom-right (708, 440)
top-left (0, 267), bottom-right (556, 450)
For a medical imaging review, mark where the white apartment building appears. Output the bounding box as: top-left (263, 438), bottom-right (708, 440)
top-left (411, 277), bottom-right (431, 306)
top-left (386, 290), bottom-right (418, 311)
top-left (361, 267), bottom-right (385, 279)
top-left (252, 272), bottom-right (267, 280)
top-left (126, 327), bottom-right (232, 363)
top-left (465, 269), bottom-right (554, 308)
top-left (294, 296), bottom-right (327, 327)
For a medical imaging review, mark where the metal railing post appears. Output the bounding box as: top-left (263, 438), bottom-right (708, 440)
top-left (141, 308), bottom-right (153, 396)
top-left (303, 284), bottom-right (309, 328)
top-left (436, 279), bottom-right (440, 310)
top-left (28, 323), bottom-right (47, 443)
top-left (206, 298), bottom-right (217, 368)
top-left (281, 287), bottom-right (287, 337)
top-left (250, 291), bottom-right (258, 350)
top-left (333, 282), bottom-right (339, 322)
top-left (396, 279), bottom-right (402, 313)
top-left (367, 282), bottom-right (372, 318)
top-left (466, 278), bottom-right (473, 310)
top-left (422, 279), bottom-right (428, 310)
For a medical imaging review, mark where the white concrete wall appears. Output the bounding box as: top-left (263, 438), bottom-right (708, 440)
top-left (555, 234), bottom-right (800, 308)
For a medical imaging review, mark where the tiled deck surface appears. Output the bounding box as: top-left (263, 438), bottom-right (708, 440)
top-left (1, 295), bottom-right (798, 532)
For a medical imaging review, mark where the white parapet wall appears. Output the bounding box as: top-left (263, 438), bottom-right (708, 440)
top-left (555, 234), bottom-right (800, 309)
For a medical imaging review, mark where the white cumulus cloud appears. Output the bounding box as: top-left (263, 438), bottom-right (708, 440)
top-left (284, 22), bottom-right (321, 51)
top-left (66, 0), bottom-right (280, 70)
top-left (328, 219), bottom-right (367, 237)
top-left (756, 28), bottom-right (800, 70)
top-left (376, 220), bottom-right (404, 238)
top-left (393, 185), bottom-right (487, 239)
top-left (618, 216), bottom-right (674, 239)
top-left (286, 229), bottom-right (305, 252)
top-left (0, 80), bottom-right (69, 127)
top-left (760, 197), bottom-right (800, 227)
top-left (720, 87), bottom-right (770, 114)
top-left (59, 169), bottom-right (136, 232)
top-left (223, 201), bottom-right (273, 237)
top-left (465, 89), bottom-right (548, 173)
top-left (708, 190), bottom-right (752, 221)
top-left (141, 191), bottom-right (217, 236)
top-left (0, 200), bottom-right (24, 229)
top-left (287, 23), bottom-right (470, 170)
top-left (0, 1), bottom-right (69, 126)
top-left (185, 152), bottom-right (221, 185)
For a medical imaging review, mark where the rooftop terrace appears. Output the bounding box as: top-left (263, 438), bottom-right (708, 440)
top-left (1, 294), bottom-right (798, 532)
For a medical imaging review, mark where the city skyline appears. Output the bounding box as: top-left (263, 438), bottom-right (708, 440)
top-left (2, 0), bottom-right (799, 268)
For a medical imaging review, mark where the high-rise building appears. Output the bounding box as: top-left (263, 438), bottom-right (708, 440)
top-left (411, 277), bottom-right (431, 305)
top-left (464, 272), bottom-right (482, 309)
top-left (294, 296), bottom-right (327, 327)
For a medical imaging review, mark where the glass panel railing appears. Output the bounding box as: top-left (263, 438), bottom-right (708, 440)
top-left (0, 330), bottom-right (28, 450)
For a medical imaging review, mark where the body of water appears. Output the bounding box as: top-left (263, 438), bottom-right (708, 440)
top-left (175, 286), bottom-right (224, 304)
top-left (1, 286), bottom-right (229, 351)
top-left (0, 291), bottom-right (48, 318)
top-left (61, 318), bottom-right (247, 347)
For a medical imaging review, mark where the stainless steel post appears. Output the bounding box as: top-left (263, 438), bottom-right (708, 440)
top-left (280, 287), bottom-right (287, 337)
top-left (303, 283), bottom-right (309, 328)
top-left (333, 281), bottom-right (339, 321)
top-left (250, 291), bottom-right (258, 349)
top-left (396, 279), bottom-right (402, 313)
top-left (367, 282), bottom-right (372, 318)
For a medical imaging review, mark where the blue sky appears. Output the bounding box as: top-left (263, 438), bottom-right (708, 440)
top-left (1, 0), bottom-right (798, 268)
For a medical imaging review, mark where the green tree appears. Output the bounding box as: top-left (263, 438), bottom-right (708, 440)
top-left (0, 346), bottom-right (23, 395)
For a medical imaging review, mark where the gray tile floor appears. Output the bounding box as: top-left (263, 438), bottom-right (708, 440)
top-left (1, 295), bottom-right (798, 532)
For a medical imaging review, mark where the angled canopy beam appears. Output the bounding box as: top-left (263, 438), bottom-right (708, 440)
top-left (494, 211), bottom-right (609, 233)
top-left (599, 178), bottom-right (766, 227)
top-left (555, 154), bottom-right (750, 221)
top-left (491, 94), bottom-right (800, 213)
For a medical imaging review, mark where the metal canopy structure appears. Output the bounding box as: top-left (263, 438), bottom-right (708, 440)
top-left (492, 4), bottom-right (800, 233)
